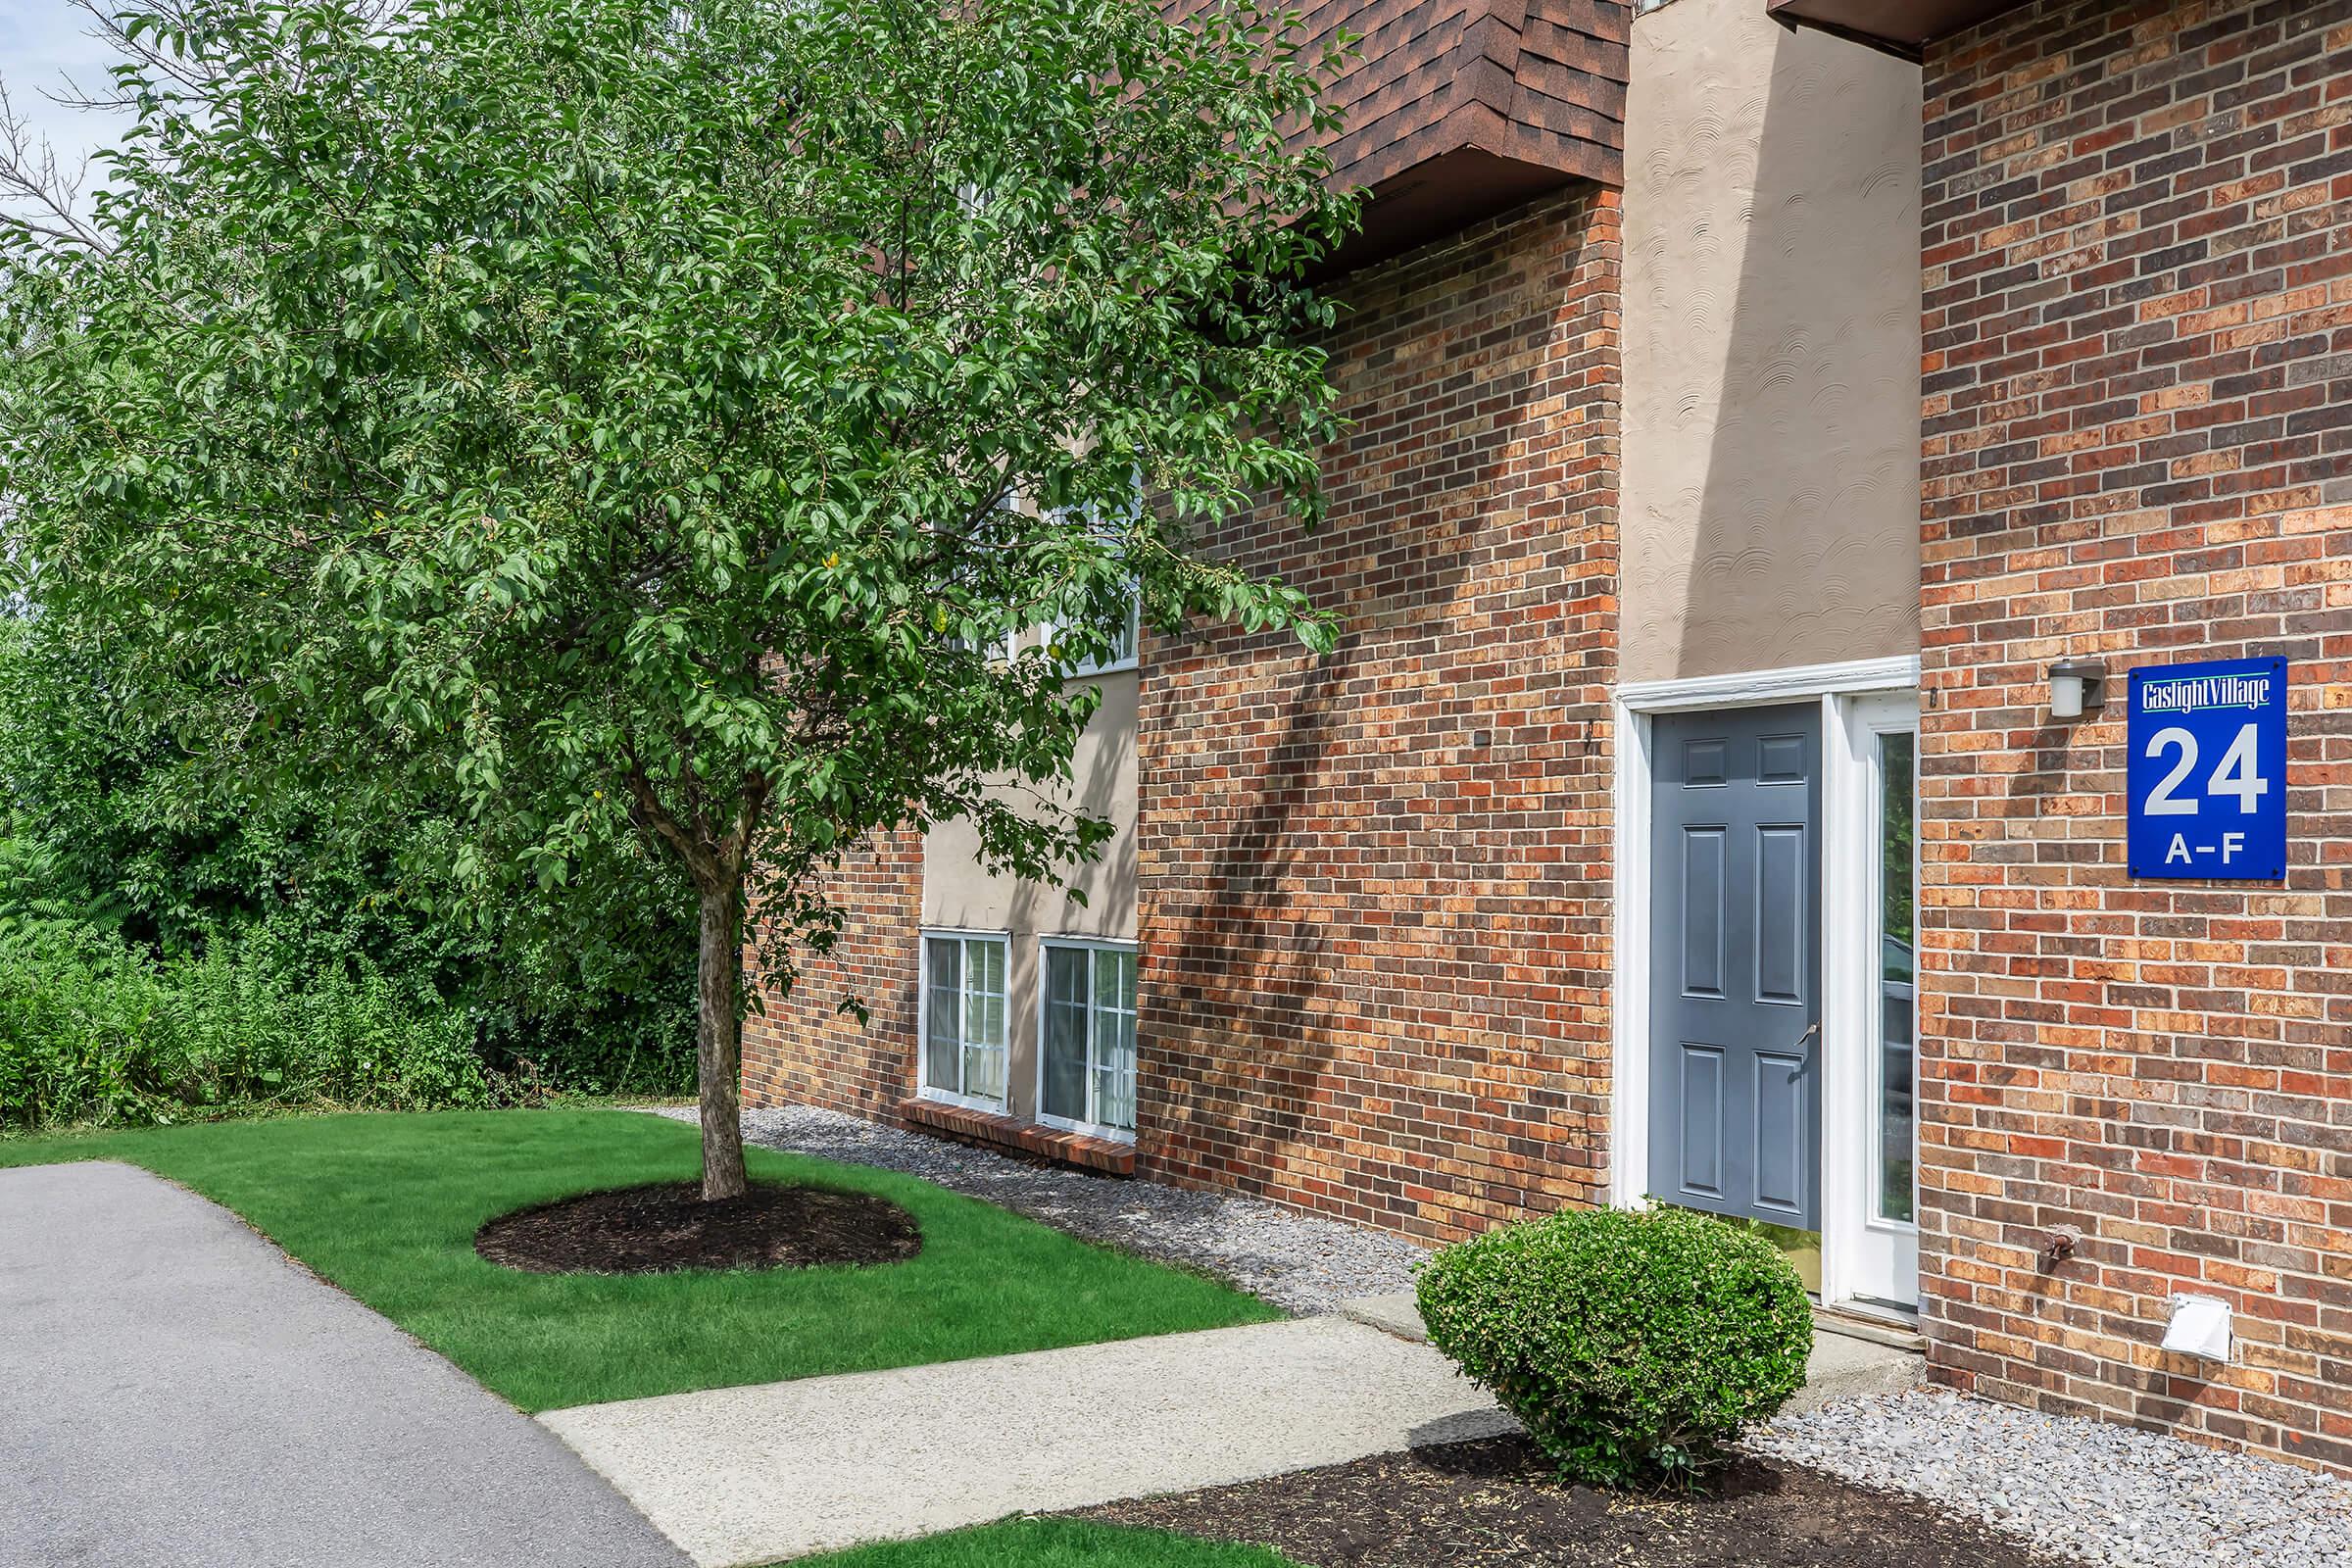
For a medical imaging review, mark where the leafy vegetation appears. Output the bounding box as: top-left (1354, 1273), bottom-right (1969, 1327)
top-left (0, 0), bottom-right (1355, 1196)
top-left (1416, 1205), bottom-right (1812, 1490)
top-left (0, 613), bottom-right (697, 1130)
top-left (0, 1109), bottom-right (1281, 1409)
top-left (795, 1521), bottom-right (1303, 1568)
top-left (0, 919), bottom-right (491, 1127)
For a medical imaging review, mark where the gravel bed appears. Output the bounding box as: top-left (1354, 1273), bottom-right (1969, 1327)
top-left (1756, 1389), bottom-right (2352, 1568)
top-left (645, 1103), bottom-right (1429, 1313)
top-left (650, 1107), bottom-right (2352, 1568)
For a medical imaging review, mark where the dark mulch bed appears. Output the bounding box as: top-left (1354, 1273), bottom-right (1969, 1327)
top-left (474, 1179), bottom-right (922, 1275)
top-left (1072, 1434), bottom-right (2074, 1568)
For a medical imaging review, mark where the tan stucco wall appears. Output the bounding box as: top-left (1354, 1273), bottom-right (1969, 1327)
top-left (920, 667), bottom-right (1138, 1119)
top-left (1619, 0), bottom-right (1923, 683)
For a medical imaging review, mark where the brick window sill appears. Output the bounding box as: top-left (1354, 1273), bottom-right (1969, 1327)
top-left (897, 1097), bottom-right (1135, 1177)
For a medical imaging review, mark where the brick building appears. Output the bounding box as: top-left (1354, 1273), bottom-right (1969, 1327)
top-left (746, 0), bottom-right (2352, 1469)
top-left (1835, 0), bottom-right (2350, 1472)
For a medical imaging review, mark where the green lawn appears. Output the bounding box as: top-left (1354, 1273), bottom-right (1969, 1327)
top-left (796, 1521), bottom-right (1300, 1567)
top-left (0, 1109), bottom-right (1279, 1410)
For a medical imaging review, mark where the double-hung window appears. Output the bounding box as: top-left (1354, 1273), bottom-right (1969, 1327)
top-left (949, 626), bottom-right (1020, 663)
top-left (1051, 586), bottom-right (1141, 676)
top-left (1044, 484), bottom-right (1143, 677)
top-left (942, 491), bottom-right (1024, 664)
top-left (922, 932), bottom-right (1008, 1109)
top-left (1039, 939), bottom-right (1139, 1136)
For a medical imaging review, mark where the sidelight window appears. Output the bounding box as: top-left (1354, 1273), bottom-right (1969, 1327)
top-left (1874, 732), bottom-right (1917, 1225)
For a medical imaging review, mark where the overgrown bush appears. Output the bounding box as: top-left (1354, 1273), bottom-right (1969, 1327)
top-left (0, 615), bottom-right (697, 1103)
top-left (1417, 1205), bottom-right (1812, 1490)
top-left (0, 919), bottom-right (493, 1128)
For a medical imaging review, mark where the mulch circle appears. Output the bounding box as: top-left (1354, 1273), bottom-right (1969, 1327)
top-left (473, 1180), bottom-right (922, 1275)
top-left (1073, 1433), bottom-right (2078, 1568)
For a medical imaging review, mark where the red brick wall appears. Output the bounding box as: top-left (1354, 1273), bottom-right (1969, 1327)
top-left (745, 187), bottom-right (1627, 1243)
top-left (1137, 185), bottom-right (1624, 1243)
top-left (742, 830), bottom-right (924, 1119)
top-left (1918, 0), bottom-right (2352, 1469)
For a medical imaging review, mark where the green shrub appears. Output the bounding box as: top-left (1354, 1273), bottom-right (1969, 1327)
top-left (0, 615), bottom-right (698, 1101)
top-left (1416, 1204), bottom-right (1812, 1489)
top-left (0, 919), bottom-right (490, 1129)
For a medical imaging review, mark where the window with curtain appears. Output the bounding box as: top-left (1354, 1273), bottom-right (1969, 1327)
top-left (1040, 942), bottom-right (1138, 1135)
top-left (922, 933), bottom-right (1007, 1108)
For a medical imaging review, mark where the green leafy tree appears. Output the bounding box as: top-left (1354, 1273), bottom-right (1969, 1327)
top-left (1, 0), bottom-right (1352, 1197)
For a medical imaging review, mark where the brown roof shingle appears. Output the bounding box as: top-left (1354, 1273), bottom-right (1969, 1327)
top-left (1170, 0), bottom-right (1629, 270)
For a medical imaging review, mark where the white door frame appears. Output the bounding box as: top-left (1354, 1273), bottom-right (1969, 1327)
top-left (1828, 689), bottom-right (1922, 1309)
top-left (1611, 655), bottom-right (1922, 1311)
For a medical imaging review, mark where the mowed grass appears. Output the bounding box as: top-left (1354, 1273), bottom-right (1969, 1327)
top-left (0, 1109), bottom-right (1279, 1410)
top-left (795, 1521), bottom-right (1302, 1568)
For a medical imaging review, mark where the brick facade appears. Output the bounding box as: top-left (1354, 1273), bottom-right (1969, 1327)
top-left (1917, 0), bottom-right (2352, 1469)
top-left (746, 186), bottom-right (1627, 1245)
top-left (1135, 185), bottom-right (1623, 1242)
top-left (741, 830), bottom-right (925, 1120)
top-left (738, 0), bottom-right (2352, 1476)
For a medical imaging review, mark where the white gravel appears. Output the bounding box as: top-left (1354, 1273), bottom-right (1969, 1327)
top-left (647, 1103), bottom-right (1429, 1313)
top-left (653, 1104), bottom-right (2352, 1568)
top-left (1756, 1389), bottom-right (2352, 1568)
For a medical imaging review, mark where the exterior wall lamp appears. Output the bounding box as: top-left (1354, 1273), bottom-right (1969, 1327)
top-left (2047, 658), bottom-right (2107, 720)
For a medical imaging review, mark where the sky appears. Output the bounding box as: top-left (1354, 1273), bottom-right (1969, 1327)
top-left (0, 0), bottom-right (136, 192)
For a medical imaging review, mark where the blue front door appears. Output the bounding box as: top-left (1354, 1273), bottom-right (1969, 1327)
top-left (1647, 705), bottom-right (1823, 1230)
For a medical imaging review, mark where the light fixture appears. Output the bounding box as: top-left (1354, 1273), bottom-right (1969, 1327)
top-left (2047, 658), bottom-right (2107, 720)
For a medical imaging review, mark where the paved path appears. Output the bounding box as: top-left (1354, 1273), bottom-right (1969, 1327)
top-left (0, 1161), bottom-right (690, 1568)
top-left (1336, 1290), bottom-right (1926, 1413)
top-left (542, 1316), bottom-right (1515, 1567)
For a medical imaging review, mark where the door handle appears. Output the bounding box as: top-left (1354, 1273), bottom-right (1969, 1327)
top-left (1785, 1021), bottom-right (1822, 1079)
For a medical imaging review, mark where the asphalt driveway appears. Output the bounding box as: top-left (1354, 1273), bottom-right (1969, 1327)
top-left (0, 1159), bottom-right (690, 1568)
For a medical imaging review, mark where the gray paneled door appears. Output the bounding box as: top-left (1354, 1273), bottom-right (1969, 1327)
top-left (1648, 705), bottom-right (1823, 1230)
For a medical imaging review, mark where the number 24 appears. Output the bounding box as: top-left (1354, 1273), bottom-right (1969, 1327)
top-left (2145, 723), bottom-right (2268, 815)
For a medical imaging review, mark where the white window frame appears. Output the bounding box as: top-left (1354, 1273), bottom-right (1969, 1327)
top-left (1837, 692), bottom-right (1922, 1309)
top-left (1033, 935), bottom-right (1141, 1142)
top-left (917, 928), bottom-right (1011, 1112)
top-left (1611, 654), bottom-right (1923, 1316)
top-left (1044, 586), bottom-right (1141, 678)
top-left (942, 490), bottom-right (1027, 665)
top-left (948, 627), bottom-right (1019, 663)
top-left (1042, 476), bottom-right (1144, 678)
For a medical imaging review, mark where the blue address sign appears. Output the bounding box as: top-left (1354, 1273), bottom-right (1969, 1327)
top-left (2126, 658), bottom-right (2287, 882)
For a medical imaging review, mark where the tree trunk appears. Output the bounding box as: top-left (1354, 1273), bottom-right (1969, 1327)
top-left (696, 877), bottom-right (749, 1200)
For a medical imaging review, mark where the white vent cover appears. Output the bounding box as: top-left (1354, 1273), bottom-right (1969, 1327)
top-left (2160, 1295), bottom-right (2232, 1362)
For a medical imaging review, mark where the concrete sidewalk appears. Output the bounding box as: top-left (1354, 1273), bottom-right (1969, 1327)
top-left (1335, 1291), bottom-right (1926, 1413)
top-left (541, 1316), bottom-right (1515, 1566)
top-left (0, 1161), bottom-right (690, 1568)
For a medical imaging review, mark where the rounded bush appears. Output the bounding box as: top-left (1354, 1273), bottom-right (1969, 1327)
top-left (1416, 1204), bottom-right (1811, 1489)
